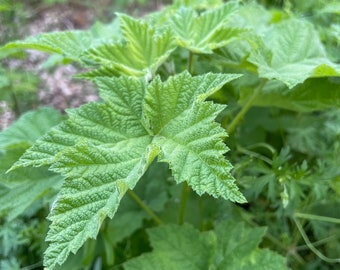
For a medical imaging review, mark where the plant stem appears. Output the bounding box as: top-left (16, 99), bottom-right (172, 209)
top-left (187, 51), bottom-right (194, 74)
top-left (295, 212), bottom-right (340, 224)
top-left (296, 236), bottom-right (337, 251)
top-left (10, 84), bottom-right (21, 116)
top-left (226, 79), bottom-right (267, 135)
top-left (21, 262), bottom-right (43, 270)
top-left (246, 218), bottom-right (305, 265)
top-left (293, 217), bottom-right (340, 263)
top-left (127, 189), bottom-right (163, 225)
top-left (237, 145), bottom-right (273, 165)
top-left (178, 181), bottom-right (190, 225)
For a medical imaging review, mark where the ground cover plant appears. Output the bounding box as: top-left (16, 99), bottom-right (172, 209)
top-left (0, 0), bottom-right (340, 269)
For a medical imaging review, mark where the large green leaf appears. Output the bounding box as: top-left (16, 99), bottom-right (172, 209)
top-left (169, 2), bottom-right (242, 54)
top-left (154, 101), bottom-right (241, 201)
top-left (0, 107), bottom-right (62, 148)
top-left (124, 221), bottom-right (288, 270)
top-left (248, 19), bottom-right (340, 88)
top-left (0, 21), bottom-right (120, 61)
top-left (0, 108), bottom-right (64, 220)
top-left (44, 141), bottom-right (157, 269)
top-left (0, 146), bottom-right (61, 222)
top-left (10, 72), bottom-right (244, 269)
top-left (83, 14), bottom-right (177, 78)
top-left (239, 77), bottom-right (340, 112)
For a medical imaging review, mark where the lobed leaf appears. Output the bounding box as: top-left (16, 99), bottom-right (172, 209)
top-left (83, 14), bottom-right (177, 78)
top-left (248, 19), bottom-right (340, 88)
top-left (10, 77), bottom-right (149, 170)
top-left (0, 107), bottom-right (62, 149)
top-left (143, 71), bottom-right (242, 133)
top-left (239, 77), bottom-right (340, 112)
top-left (124, 221), bottom-right (288, 270)
top-left (0, 108), bottom-right (64, 220)
top-left (173, 0), bottom-right (223, 9)
top-left (10, 72), bottom-right (243, 268)
top-left (0, 21), bottom-right (120, 61)
top-left (154, 101), bottom-right (244, 202)
top-left (0, 148), bottom-right (62, 221)
top-left (44, 142), bottom-right (157, 269)
top-left (169, 2), bottom-right (242, 53)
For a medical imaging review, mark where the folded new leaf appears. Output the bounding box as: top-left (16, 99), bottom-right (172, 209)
top-left (10, 71), bottom-right (245, 269)
top-left (83, 14), bottom-right (177, 79)
top-left (169, 2), bottom-right (244, 53)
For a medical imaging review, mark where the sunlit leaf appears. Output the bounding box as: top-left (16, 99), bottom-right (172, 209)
top-left (83, 14), bottom-right (177, 78)
top-left (169, 2), bottom-right (242, 53)
top-left (10, 72), bottom-right (243, 268)
top-left (248, 19), bottom-right (340, 88)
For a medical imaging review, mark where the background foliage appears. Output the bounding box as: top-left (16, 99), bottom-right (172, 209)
top-left (0, 0), bottom-right (340, 269)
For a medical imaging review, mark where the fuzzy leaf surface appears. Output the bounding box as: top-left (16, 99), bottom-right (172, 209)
top-left (124, 221), bottom-right (288, 270)
top-left (0, 107), bottom-right (63, 149)
top-left (169, 2), bottom-right (241, 53)
top-left (11, 72), bottom-right (243, 268)
top-left (44, 141), bottom-right (156, 269)
top-left (0, 21), bottom-right (120, 61)
top-left (248, 19), bottom-right (340, 88)
top-left (0, 147), bottom-right (62, 220)
top-left (144, 72), bottom-right (245, 202)
top-left (10, 77), bottom-right (149, 169)
top-left (83, 14), bottom-right (177, 78)
top-left (0, 108), bottom-right (64, 220)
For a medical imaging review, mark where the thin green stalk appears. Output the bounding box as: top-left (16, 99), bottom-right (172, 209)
top-left (178, 181), bottom-right (190, 225)
top-left (295, 212), bottom-right (340, 224)
top-left (128, 189), bottom-right (163, 225)
top-left (21, 262), bottom-right (43, 270)
top-left (198, 197), bottom-right (204, 231)
top-left (245, 142), bottom-right (277, 156)
top-left (293, 217), bottom-right (340, 263)
top-left (10, 84), bottom-right (21, 116)
top-left (187, 51), bottom-right (194, 74)
top-left (246, 218), bottom-right (305, 265)
top-left (226, 79), bottom-right (267, 135)
top-left (237, 145), bottom-right (273, 165)
top-left (296, 236), bottom-right (337, 251)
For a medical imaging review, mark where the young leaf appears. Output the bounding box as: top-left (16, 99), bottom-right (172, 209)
top-left (1, 31), bottom-right (91, 61)
top-left (124, 221), bottom-right (288, 270)
top-left (10, 72), bottom-right (244, 268)
top-left (144, 72), bottom-right (245, 202)
top-left (154, 101), bottom-right (242, 201)
top-left (169, 2), bottom-right (242, 54)
top-left (83, 14), bottom-right (177, 78)
top-left (0, 21), bottom-right (120, 61)
top-left (173, 0), bottom-right (223, 9)
top-left (248, 19), bottom-right (340, 88)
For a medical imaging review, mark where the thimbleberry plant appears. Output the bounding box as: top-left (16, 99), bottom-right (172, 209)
top-left (1, 0), bottom-right (340, 269)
